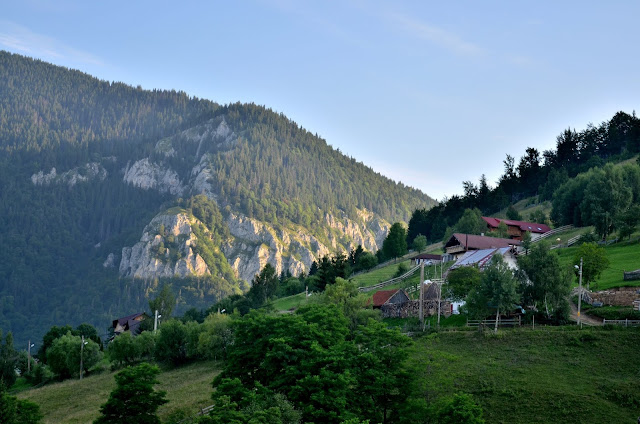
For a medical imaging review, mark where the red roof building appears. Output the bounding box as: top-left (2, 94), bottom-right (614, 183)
top-left (372, 289), bottom-right (410, 308)
top-left (482, 217), bottom-right (551, 240)
top-left (444, 233), bottom-right (520, 257)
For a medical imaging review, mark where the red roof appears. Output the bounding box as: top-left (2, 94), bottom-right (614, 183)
top-left (446, 233), bottom-right (520, 250)
top-left (372, 290), bottom-right (399, 307)
top-left (482, 217), bottom-right (551, 234)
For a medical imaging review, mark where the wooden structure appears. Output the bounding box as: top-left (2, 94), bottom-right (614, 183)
top-left (372, 289), bottom-right (410, 309)
top-left (444, 233), bottom-right (520, 259)
top-left (482, 217), bottom-right (551, 241)
top-left (112, 312), bottom-right (147, 337)
top-left (411, 253), bottom-right (442, 266)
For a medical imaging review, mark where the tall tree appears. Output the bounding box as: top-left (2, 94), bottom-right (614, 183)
top-left (382, 223), bottom-right (408, 261)
top-left (148, 284), bottom-right (176, 320)
top-left (94, 363), bottom-right (168, 424)
top-left (467, 255), bottom-right (520, 333)
top-left (573, 243), bottom-right (609, 290)
top-left (518, 242), bottom-right (571, 320)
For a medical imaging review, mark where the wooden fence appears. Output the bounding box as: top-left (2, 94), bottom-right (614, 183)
top-left (466, 316), bottom-right (521, 327)
top-left (602, 319), bottom-right (640, 327)
top-left (358, 265), bottom-right (420, 292)
top-left (532, 225), bottom-right (574, 243)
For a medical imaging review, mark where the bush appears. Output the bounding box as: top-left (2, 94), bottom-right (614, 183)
top-left (394, 262), bottom-right (410, 278)
top-left (108, 332), bottom-right (140, 368)
top-left (197, 313), bottom-right (233, 360)
top-left (47, 332), bottom-right (102, 379)
top-left (24, 363), bottom-right (54, 386)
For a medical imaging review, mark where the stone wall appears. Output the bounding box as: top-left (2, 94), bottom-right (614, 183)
top-left (381, 300), bottom-right (452, 319)
top-left (589, 287), bottom-right (640, 307)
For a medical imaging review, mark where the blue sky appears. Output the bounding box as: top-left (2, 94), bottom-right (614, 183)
top-left (2, 1), bottom-right (639, 200)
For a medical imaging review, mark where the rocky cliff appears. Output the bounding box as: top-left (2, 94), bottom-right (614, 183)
top-left (114, 116), bottom-right (392, 284)
top-left (117, 207), bottom-right (389, 284)
top-left (119, 213), bottom-right (210, 279)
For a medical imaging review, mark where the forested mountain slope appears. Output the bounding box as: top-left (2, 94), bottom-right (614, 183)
top-left (0, 51), bottom-right (435, 344)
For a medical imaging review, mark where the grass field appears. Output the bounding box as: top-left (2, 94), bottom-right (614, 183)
top-left (410, 327), bottom-right (640, 423)
top-left (556, 239), bottom-right (640, 290)
top-left (271, 292), bottom-right (308, 311)
top-left (17, 361), bottom-right (221, 424)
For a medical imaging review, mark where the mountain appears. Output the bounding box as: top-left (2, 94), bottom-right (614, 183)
top-left (0, 51), bottom-right (436, 344)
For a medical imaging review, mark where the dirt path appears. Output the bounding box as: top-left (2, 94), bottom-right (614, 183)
top-left (568, 301), bottom-right (603, 326)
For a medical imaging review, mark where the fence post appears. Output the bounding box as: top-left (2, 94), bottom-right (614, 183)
top-left (626, 318), bottom-right (628, 327)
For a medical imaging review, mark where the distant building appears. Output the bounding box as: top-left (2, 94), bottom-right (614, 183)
top-left (372, 289), bottom-right (411, 308)
top-left (482, 217), bottom-right (551, 241)
top-left (411, 253), bottom-right (443, 266)
top-left (112, 312), bottom-right (147, 337)
top-left (449, 247), bottom-right (519, 271)
top-left (444, 233), bottom-right (520, 260)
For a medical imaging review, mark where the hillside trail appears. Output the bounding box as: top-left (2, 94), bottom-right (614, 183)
top-left (568, 301), bottom-right (602, 326)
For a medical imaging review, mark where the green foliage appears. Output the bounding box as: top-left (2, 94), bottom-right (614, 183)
top-left (505, 205), bottom-right (522, 220)
top-left (382, 222), bottom-right (408, 260)
top-left (0, 331), bottom-right (17, 388)
top-left (213, 304), bottom-right (416, 423)
top-left (412, 234), bottom-right (427, 253)
top-left (518, 242), bottom-right (572, 320)
top-left (46, 332), bottom-right (102, 379)
top-left (455, 208), bottom-right (487, 236)
top-left (466, 255), bottom-right (521, 331)
top-left (0, 386), bottom-right (43, 424)
top-left (446, 267), bottom-right (481, 302)
top-left (154, 320), bottom-right (190, 366)
top-left (197, 313), bottom-right (233, 360)
top-left (247, 264), bottom-right (279, 308)
top-left (573, 243), bottom-right (610, 289)
top-left (394, 262), bottom-right (410, 278)
top-left (107, 333), bottom-right (139, 368)
top-left (148, 284), bottom-right (176, 320)
top-left (437, 393), bottom-right (485, 424)
top-left (94, 363), bottom-right (168, 424)
top-left (616, 204), bottom-right (640, 239)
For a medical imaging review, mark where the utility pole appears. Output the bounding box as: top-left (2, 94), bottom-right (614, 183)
top-left (419, 262), bottom-right (424, 330)
top-left (27, 340), bottom-right (32, 373)
top-left (577, 257), bottom-right (583, 327)
top-left (154, 309), bottom-right (159, 333)
top-left (79, 335), bottom-right (85, 380)
top-left (437, 279), bottom-right (442, 328)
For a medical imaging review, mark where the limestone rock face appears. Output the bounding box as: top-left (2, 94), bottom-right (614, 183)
top-left (119, 213), bottom-right (210, 279)
top-left (123, 158), bottom-right (185, 196)
top-left (31, 162), bottom-right (107, 187)
top-left (222, 210), bottom-right (389, 284)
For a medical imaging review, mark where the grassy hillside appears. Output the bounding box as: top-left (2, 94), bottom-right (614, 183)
top-left (19, 328), bottom-right (640, 423)
top-left (411, 327), bottom-right (640, 423)
top-left (17, 361), bottom-right (220, 424)
top-left (556, 239), bottom-right (640, 290)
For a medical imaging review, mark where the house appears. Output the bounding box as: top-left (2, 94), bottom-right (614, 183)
top-left (112, 312), bottom-right (147, 337)
top-left (372, 289), bottom-right (411, 308)
top-left (411, 253), bottom-right (443, 266)
top-left (482, 217), bottom-right (551, 241)
top-left (448, 247), bottom-right (519, 271)
top-left (444, 233), bottom-right (520, 259)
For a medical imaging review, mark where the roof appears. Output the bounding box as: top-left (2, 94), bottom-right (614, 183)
top-left (450, 247), bottom-right (512, 270)
top-left (446, 233), bottom-right (520, 250)
top-left (413, 253), bottom-right (443, 261)
top-left (482, 217), bottom-right (551, 234)
top-left (372, 290), bottom-right (399, 307)
top-left (112, 312), bottom-right (146, 328)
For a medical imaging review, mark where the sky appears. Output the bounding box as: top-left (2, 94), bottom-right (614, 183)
top-left (2, 1), bottom-right (640, 200)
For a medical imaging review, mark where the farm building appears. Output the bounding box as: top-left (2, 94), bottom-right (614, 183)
top-left (411, 253), bottom-right (443, 266)
top-left (444, 233), bottom-right (520, 260)
top-left (112, 312), bottom-right (147, 337)
top-left (482, 217), bottom-right (551, 241)
top-left (449, 247), bottom-right (519, 271)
